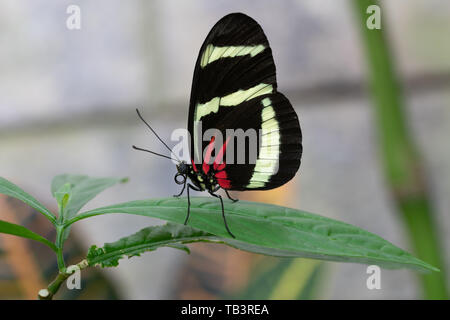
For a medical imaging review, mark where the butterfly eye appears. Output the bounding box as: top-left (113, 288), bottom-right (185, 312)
top-left (174, 173), bottom-right (186, 185)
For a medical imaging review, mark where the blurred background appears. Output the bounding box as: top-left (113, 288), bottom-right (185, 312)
top-left (0, 0), bottom-right (449, 299)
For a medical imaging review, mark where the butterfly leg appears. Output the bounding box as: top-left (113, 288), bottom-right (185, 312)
top-left (209, 191), bottom-right (235, 238)
top-left (173, 182), bottom-right (186, 197)
top-left (225, 190), bottom-right (239, 203)
top-left (184, 183), bottom-right (201, 225)
top-left (174, 173), bottom-right (187, 197)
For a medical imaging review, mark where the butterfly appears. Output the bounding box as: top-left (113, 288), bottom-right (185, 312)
top-left (134, 13), bottom-right (302, 238)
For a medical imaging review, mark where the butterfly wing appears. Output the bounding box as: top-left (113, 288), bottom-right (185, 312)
top-left (201, 92), bottom-right (302, 190)
top-left (188, 13), bottom-right (302, 190)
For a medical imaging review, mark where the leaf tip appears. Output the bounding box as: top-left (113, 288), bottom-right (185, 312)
top-left (428, 265), bottom-right (441, 273)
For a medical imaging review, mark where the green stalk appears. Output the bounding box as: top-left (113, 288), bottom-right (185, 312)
top-left (55, 225), bottom-right (66, 272)
top-left (352, 0), bottom-right (447, 299)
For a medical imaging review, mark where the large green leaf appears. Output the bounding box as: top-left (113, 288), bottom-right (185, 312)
top-left (0, 177), bottom-right (56, 224)
top-left (72, 197), bottom-right (438, 272)
top-left (51, 174), bottom-right (128, 222)
top-left (0, 219), bottom-right (57, 252)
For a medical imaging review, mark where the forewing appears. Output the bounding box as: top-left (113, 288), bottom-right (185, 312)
top-left (188, 13), bottom-right (277, 162)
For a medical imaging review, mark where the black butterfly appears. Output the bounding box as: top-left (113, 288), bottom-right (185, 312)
top-left (134, 13), bottom-right (302, 238)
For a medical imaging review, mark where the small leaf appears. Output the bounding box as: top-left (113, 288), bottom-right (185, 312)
top-left (87, 223), bottom-right (209, 267)
top-left (51, 174), bottom-right (127, 241)
top-left (51, 174), bottom-right (127, 221)
top-left (0, 177), bottom-right (56, 224)
top-left (54, 183), bottom-right (72, 216)
top-left (0, 219), bottom-right (57, 252)
top-left (74, 197), bottom-right (438, 272)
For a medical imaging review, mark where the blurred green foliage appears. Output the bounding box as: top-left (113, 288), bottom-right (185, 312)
top-left (353, 0), bottom-right (448, 299)
top-left (235, 258), bottom-right (324, 300)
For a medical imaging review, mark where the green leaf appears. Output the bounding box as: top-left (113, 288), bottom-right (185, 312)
top-left (54, 183), bottom-right (72, 216)
top-left (0, 219), bottom-right (57, 252)
top-left (353, 0), bottom-right (448, 299)
top-left (0, 177), bottom-right (56, 224)
top-left (87, 223), bottom-right (209, 267)
top-left (73, 197), bottom-right (438, 272)
top-left (52, 174), bottom-right (127, 243)
top-left (51, 174), bottom-right (127, 222)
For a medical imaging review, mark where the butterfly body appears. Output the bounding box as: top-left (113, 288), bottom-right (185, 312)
top-left (176, 161), bottom-right (219, 193)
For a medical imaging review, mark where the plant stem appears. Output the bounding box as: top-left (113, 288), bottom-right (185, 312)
top-left (55, 225), bottom-right (66, 271)
top-left (352, 0), bottom-right (448, 299)
top-left (37, 260), bottom-right (88, 300)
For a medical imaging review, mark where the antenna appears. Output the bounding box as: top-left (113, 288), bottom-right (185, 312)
top-left (132, 145), bottom-right (177, 162)
top-left (135, 108), bottom-right (181, 162)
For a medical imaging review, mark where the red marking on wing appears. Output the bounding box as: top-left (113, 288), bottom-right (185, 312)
top-left (215, 171), bottom-right (227, 179)
top-left (191, 159), bottom-right (198, 172)
top-left (217, 178), bottom-right (231, 189)
top-left (213, 137), bottom-right (230, 171)
top-left (215, 163), bottom-right (226, 171)
top-left (213, 137), bottom-right (232, 188)
top-left (201, 136), bottom-right (232, 189)
top-left (202, 137), bottom-right (216, 175)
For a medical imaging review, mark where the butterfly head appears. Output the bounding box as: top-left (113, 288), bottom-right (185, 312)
top-left (174, 161), bottom-right (189, 185)
top-left (176, 161), bottom-right (189, 175)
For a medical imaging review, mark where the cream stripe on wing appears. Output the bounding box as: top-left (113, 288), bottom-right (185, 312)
top-left (247, 98), bottom-right (280, 188)
top-left (192, 83), bottom-right (273, 162)
top-left (200, 44), bottom-right (266, 68)
top-left (246, 181), bottom-right (265, 188)
top-left (220, 83), bottom-right (273, 106)
top-left (194, 83), bottom-right (273, 121)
